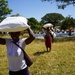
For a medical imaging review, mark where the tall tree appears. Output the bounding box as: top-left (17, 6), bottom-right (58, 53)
top-left (28, 17), bottom-right (41, 30)
top-left (41, 13), bottom-right (64, 27)
top-left (0, 0), bottom-right (12, 22)
top-left (41, 0), bottom-right (75, 9)
top-left (61, 16), bottom-right (75, 30)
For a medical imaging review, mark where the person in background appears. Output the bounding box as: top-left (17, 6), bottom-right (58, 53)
top-left (68, 27), bottom-right (72, 36)
top-left (0, 27), bottom-right (35, 75)
top-left (43, 27), bottom-right (53, 52)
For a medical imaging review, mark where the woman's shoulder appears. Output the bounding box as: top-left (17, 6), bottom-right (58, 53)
top-left (5, 38), bottom-right (12, 44)
top-left (5, 38), bottom-right (12, 41)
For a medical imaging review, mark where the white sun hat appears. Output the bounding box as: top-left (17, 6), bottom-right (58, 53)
top-left (43, 23), bottom-right (53, 28)
top-left (0, 16), bottom-right (30, 32)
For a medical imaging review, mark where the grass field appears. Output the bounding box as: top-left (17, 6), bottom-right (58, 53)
top-left (0, 37), bottom-right (75, 75)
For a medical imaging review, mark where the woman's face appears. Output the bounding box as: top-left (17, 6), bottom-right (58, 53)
top-left (9, 32), bottom-right (20, 41)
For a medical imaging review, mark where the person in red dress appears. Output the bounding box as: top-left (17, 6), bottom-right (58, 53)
top-left (44, 27), bottom-right (53, 51)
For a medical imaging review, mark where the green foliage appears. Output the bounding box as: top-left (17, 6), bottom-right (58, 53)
top-left (41, 13), bottom-right (64, 27)
top-left (11, 13), bottom-right (21, 17)
top-left (60, 16), bottom-right (75, 30)
top-left (41, 0), bottom-right (75, 9)
top-left (0, 0), bottom-right (12, 22)
top-left (28, 17), bottom-right (42, 30)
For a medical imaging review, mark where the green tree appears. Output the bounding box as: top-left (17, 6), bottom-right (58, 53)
top-left (11, 13), bottom-right (21, 17)
top-left (28, 17), bottom-right (41, 30)
top-left (41, 0), bottom-right (75, 9)
top-left (0, 0), bottom-right (12, 22)
top-left (61, 16), bottom-right (75, 30)
top-left (41, 13), bottom-right (64, 27)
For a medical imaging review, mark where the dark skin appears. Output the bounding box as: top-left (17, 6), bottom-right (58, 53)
top-left (0, 28), bottom-right (35, 45)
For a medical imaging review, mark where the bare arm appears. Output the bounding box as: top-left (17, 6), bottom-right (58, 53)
top-left (0, 38), bottom-right (6, 45)
top-left (25, 28), bottom-right (35, 45)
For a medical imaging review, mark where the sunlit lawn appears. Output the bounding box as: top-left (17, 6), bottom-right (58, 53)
top-left (0, 37), bottom-right (75, 75)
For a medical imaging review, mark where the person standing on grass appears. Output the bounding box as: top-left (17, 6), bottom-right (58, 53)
top-left (0, 27), bottom-right (35, 75)
top-left (43, 27), bottom-right (53, 52)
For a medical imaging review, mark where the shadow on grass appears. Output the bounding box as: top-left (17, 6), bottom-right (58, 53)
top-left (0, 73), bottom-right (2, 75)
top-left (33, 50), bottom-right (50, 56)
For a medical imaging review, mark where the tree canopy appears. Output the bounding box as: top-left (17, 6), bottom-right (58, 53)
top-left (60, 16), bottom-right (75, 30)
top-left (0, 0), bottom-right (12, 22)
top-left (41, 0), bottom-right (75, 9)
top-left (11, 13), bottom-right (21, 17)
top-left (41, 13), bottom-right (64, 27)
top-left (28, 17), bottom-right (41, 30)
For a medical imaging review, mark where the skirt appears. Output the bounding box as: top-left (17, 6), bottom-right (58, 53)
top-left (9, 67), bottom-right (29, 75)
top-left (45, 35), bottom-right (52, 48)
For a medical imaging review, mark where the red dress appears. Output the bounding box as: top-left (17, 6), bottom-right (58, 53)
top-left (44, 34), bottom-right (52, 49)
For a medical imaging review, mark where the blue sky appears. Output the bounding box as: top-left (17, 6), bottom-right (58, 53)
top-left (8, 0), bottom-right (75, 21)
